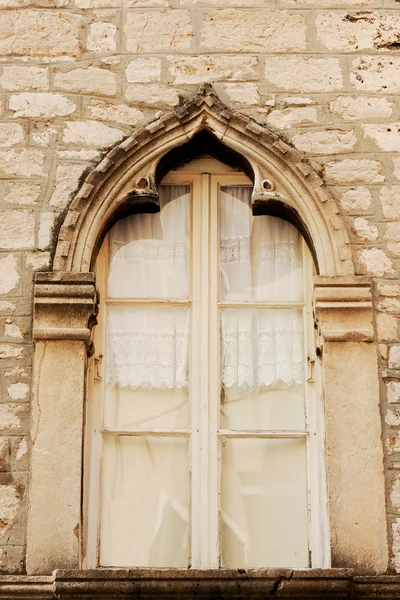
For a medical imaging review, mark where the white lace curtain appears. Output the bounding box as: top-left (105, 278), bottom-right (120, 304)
top-left (105, 184), bottom-right (305, 393)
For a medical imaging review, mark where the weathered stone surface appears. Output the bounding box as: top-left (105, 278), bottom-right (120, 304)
top-left (0, 255), bottom-right (19, 295)
top-left (358, 248), bottom-right (394, 277)
top-left (54, 67), bottom-right (117, 97)
top-left (7, 382), bottom-right (29, 401)
top-left (0, 66), bottom-right (48, 91)
top-left (394, 158), bottom-right (400, 181)
top-left (4, 320), bottom-right (23, 340)
top-left (76, 0), bottom-right (168, 5)
top-left (0, 439), bottom-right (10, 472)
top-left (124, 11), bottom-right (193, 52)
top-left (0, 346), bottom-right (23, 360)
top-left (390, 346), bottom-right (400, 370)
top-left (282, 0), bottom-right (374, 5)
top-left (386, 222), bottom-right (400, 243)
top-left (0, 485), bottom-right (21, 536)
top-left (353, 217), bottom-right (378, 241)
top-left (292, 129), bottom-right (357, 154)
top-left (0, 211), bottom-right (34, 249)
top-left (330, 96), bottom-right (393, 121)
top-left (325, 159), bottom-right (384, 184)
top-left (363, 124), bottom-right (400, 152)
top-left (0, 11), bottom-right (82, 57)
top-left (9, 93), bottom-right (76, 118)
top-left (125, 58), bottom-right (161, 83)
top-left (387, 381), bottom-right (400, 403)
top-left (201, 10), bottom-right (306, 52)
top-left (377, 313), bottom-right (398, 342)
top-left (341, 187), bottom-right (372, 212)
top-left (0, 404), bottom-right (24, 429)
top-left (57, 149), bottom-right (101, 161)
top-left (4, 182), bottom-right (41, 205)
top-left (222, 83), bottom-right (260, 105)
top-left (31, 123), bottom-right (58, 148)
top-left (38, 212), bottom-right (56, 251)
top-left (87, 22), bottom-right (116, 54)
top-left (381, 187), bottom-right (400, 220)
top-left (0, 124), bottom-right (24, 147)
top-left (26, 252), bottom-right (51, 271)
top-left (266, 107), bottom-right (317, 129)
top-left (87, 100), bottom-right (144, 126)
top-left (62, 121), bottom-right (125, 147)
top-left (0, 149), bottom-right (45, 178)
top-left (168, 55), bottom-right (258, 84)
top-left (351, 57), bottom-right (400, 93)
top-left (386, 407), bottom-right (400, 427)
top-left (49, 164), bottom-right (89, 209)
top-left (125, 84), bottom-right (179, 106)
top-left (316, 12), bottom-right (400, 52)
top-left (265, 56), bottom-right (343, 92)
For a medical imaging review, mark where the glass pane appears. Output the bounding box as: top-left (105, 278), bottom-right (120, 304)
top-left (220, 438), bottom-right (309, 568)
top-left (104, 306), bottom-right (190, 428)
top-left (219, 186), bottom-right (303, 302)
top-left (220, 308), bottom-right (305, 430)
top-left (100, 436), bottom-right (190, 567)
top-left (107, 184), bottom-right (190, 299)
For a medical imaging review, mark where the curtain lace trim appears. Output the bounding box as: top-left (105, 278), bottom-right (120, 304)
top-left (110, 240), bottom-right (186, 262)
top-left (220, 241), bottom-right (302, 264)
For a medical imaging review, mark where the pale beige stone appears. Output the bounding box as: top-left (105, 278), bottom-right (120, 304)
top-left (394, 158), bottom-right (400, 181)
top-left (0, 485), bottom-right (20, 535)
top-left (281, 0), bottom-right (373, 5)
top-left (0, 346), bottom-right (23, 359)
top-left (182, 0), bottom-right (263, 5)
top-left (0, 11), bottom-right (82, 57)
top-left (31, 124), bottom-right (58, 148)
top-left (388, 243), bottom-right (400, 257)
top-left (7, 382), bottom-right (29, 400)
top-left (125, 84), bottom-right (179, 106)
top-left (266, 107), bottom-right (317, 129)
top-left (0, 124), bottom-right (24, 148)
top-left (358, 248), bottom-right (394, 277)
top-left (9, 93), bottom-right (76, 118)
top-left (26, 252), bottom-right (51, 271)
top-left (76, 0), bottom-right (168, 6)
top-left (4, 183), bottom-right (41, 206)
top-left (393, 518), bottom-right (400, 571)
top-left (50, 164), bottom-right (89, 209)
top-left (386, 222), bottom-right (400, 242)
top-left (38, 212), bottom-right (56, 251)
top-left (341, 187), bottom-right (372, 212)
top-left (282, 96), bottom-right (314, 105)
top-left (265, 56), bottom-right (343, 92)
top-left (125, 58), bottom-right (161, 83)
top-left (0, 211), bottom-right (34, 250)
top-left (0, 301), bottom-right (15, 313)
top-left (168, 55), bottom-right (258, 85)
top-left (0, 255), bottom-right (19, 295)
top-left (325, 159), bottom-right (384, 184)
top-left (378, 283), bottom-right (400, 298)
top-left (222, 83), bottom-right (260, 105)
top-left (4, 321), bottom-right (22, 340)
top-left (87, 22), bottom-right (116, 53)
top-left (386, 408), bottom-right (400, 427)
top-left (124, 11), bottom-right (193, 52)
top-left (353, 217), bottom-right (378, 241)
top-left (330, 96), bottom-right (393, 121)
top-left (0, 149), bottom-right (45, 178)
top-left (16, 439), bottom-right (27, 461)
top-left (87, 100), bottom-right (144, 126)
top-left (57, 149), bottom-right (101, 161)
top-left (0, 439), bottom-right (9, 472)
top-left (392, 476), bottom-right (400, 509)
top-left (380, 187), bottom-right (400, 220)
top-left (0, 404), bottom-right (24, 428)
top-left (0, 0), bottom-right (68, 6)
top-left (316, 12), bottom-right (400, 52)
top-left (377, 313), bottom-right (398, 342)
top-left (387, 381), bottom-right (400, 403)
top-left (390, 346), bottom-right (400, 369)
top-left (201, 10), bottom-right (306, 52)
top-left (62, 121), bottom-right (125, 147)
top-left (363, 124), bottom-right (400, 152)
top-left (351, 57), bottom-right (400, 93)
top-left (292, 129), bottom-right (356, 155)
top-left (379, 298), bottom-right (400, 313)
top-left (0, 66), bottom-right (48, 91)
top-left (55, 67), bottom-right (117, 96)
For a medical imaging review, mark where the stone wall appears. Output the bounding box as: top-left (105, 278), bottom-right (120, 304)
top-left (0, 0), bottom-right (399, 574)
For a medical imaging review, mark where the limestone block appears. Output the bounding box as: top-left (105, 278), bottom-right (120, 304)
top-left (222, 83), bottom-right (260, 105)
top-left (87, 22), bottom-right (116, 53)
top-left (54, 67), bottom-right (117, 97)
top-left (266, 107), bottom-right (317, 129)
top-left (0, 346), bottom-right (23, 360)
top-left (378, 298), bottom-right (400, 313)
top-left (0, 255), bottom-right (19, 295)
top-left (62, 121), bottom-right (125, 147)
top-left (0, 11), bottom-right (82, 57)
top-left (325, 159), bottom-right (384, 184)
top-left (392, 476), bottom-right (400, 510)
top-left (0, 124), bottom-right (23, 148)
top-left (125, 58), bottom-right (161, 83)
top-left (292, 129), bottom-right (357, 154)
top-left (0, 404), bottom-right (25, 430)
top-left (330, 96), bottom-right (393, 121)
top-left (124, 10), bottom-right (193, 52)
top-left (387, 381), bottom-right (400, 403)
top-left (87, 100), bottom-right (144, 126)
top-left (0, 149), bottom-right (45, 178)
top-left (363, 124), bottom-right (400, 152)
top-left (7, 382), bottom-right (29, 400)
top-left (31, 123), bottom-right (58, 148)
top-left (281, 0), bottom-right (374, 6)
top-left (0, 439), bottom-right (10, 472)
top-left (358, 248), bottom-right (394, 277)
top-left (76, 0), bottom-right (168, 6)
top-left (125, 84), bottom-right (179, 106)
top-left (377, 313), bottom-right (398, 341)
top-left (0, 66), bottom-right (48, 91)
top-left (351, 57), bottom-right (400, 93)
top-left (0, 0), bottom-right (68, 6)
top-left (0, 484), bottom-right (21, 535)
top-left (201, 9), bottom-right (306, 52)
top-left (4, 182), bottom-right (42, 205)
top-left (4, 321), bottom-right (23, 340)
top-left (390, 346), bottom-right (400, 369)
top-left (386, 222), bottom-right (400, 242)
top-left (316, 12), bottom-right (400, 52)
top-left (283, 96), bottom-right (314, 105)
top-left (341, 187), bottom-right (372, 212)
top-left (26, 252), bottom-right (51, 271)
top-left (353, 217), bottom-right (378, 241)
top-left (38, 212), bottom-right (56, 251)
top-left (380, 187), bottom-right (400, 220)
top-left (9, 93), bottom-right (76, 118)
top-left (57, 149), bottom-right (101, 161)
top-left (386, 408), bottom-right (400, 427)
top-left (168, 55), bottom-right (258, 85)
top-left (378, 283), bottom-right (400, 298)
top-left (265, 56), bottom-right (343, 92)
top-left (0, 211), bottom-right (34, 250)
top-left (394, 158), bottom-right (400, 181)
top-left (49, 164), bottom-right (89, 209)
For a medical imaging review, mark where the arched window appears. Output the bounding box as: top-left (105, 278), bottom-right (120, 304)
top-left (84, 158), bottom-right (327, 570)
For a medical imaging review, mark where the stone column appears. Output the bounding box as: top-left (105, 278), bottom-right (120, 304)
top-left (26, 273), bottom-right (96, 575)
top-left (315, 276), bottom-right (388, 574)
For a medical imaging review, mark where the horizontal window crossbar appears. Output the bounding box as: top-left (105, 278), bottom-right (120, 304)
top-left (217, 430), bottom-right (308, 438)
top-left (105, 298), bottom-right (191, 306)
top-left (100, 428), bottom-right (191, 437)
top-left (218, 301), bottom-right (305, 309)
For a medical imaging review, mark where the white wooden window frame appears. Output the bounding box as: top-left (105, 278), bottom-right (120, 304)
top-left (83, 165), bottom-right (330, 570)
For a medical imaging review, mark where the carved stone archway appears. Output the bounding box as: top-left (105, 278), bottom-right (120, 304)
top-left (27, 84), bottom-right (388, 576)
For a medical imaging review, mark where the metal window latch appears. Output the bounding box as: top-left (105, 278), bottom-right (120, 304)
top-left (307, 358), bottom-right (315, 384)
top-left (94, 354), bottom-right (103, 381)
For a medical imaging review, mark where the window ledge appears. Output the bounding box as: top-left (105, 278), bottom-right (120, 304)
top-left (2, 570), bottom-right (400, 599)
